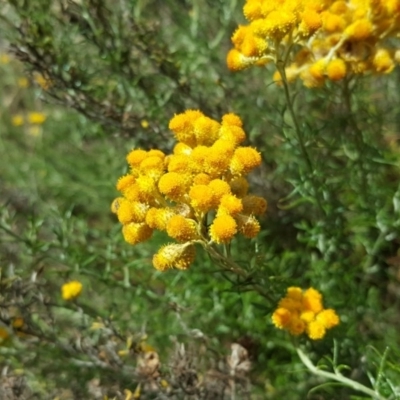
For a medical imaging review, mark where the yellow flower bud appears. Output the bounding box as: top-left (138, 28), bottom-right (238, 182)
top-left (126, 149), bottom-right (148, 168)
top-left (222, 113), bottom-right (243, 128)
top-left (219, 125), bottom-right (246, 146)
top-left (166, 215), bottom-right (199, 242)
top-left (229, 176), bottom-right (249, 198)
top-left (111, 197), bottom-right (123, 214)
top-left (116, 174), bottom-right (136, 193)
top-left (61, 281), bottom-right (83, 301)
top-left (153, 243), bottom-right (196, 271)
top-left (208, 179), bottom-right (232, 202)
top-left (242, 195), bottom-right (267, 215)
top-left (169, 110), bottom-right (202, 147)
top-left (288, 317), bottom-right (306, 336)
top-left (307, 320), bottom-right (326, 340)
top-left (209, 214), bottom-right (237, 243)
top-left (272, 307), bottom-right (292, 329)
top-left (167, 154), bottom-right (193, 173)
top-left (226, 49), bottom-right (252, 71)
top-left (243, 1), bottom-right (263, 21)
top-left (299, 10), bottom-right (322, 36)
top-left (122, 223), bottom-right (153, 245)
top-left (272, 286), bottom-right (339, 339)
top-left (303, 288), bottom-right (323, 313)
top-left (145, 207), bottom-right (176, 231)
top-left (316, 309), bottom-right (340, 329)
top-left (193, 173), bottom-right (212, 185)
top-left (345, 19), bottom-right (372, 41)
top-left (139, 156), bottom-right (165, 179)
top-left (326, 59), bottom-right (347, 81)
top-left (173, 142), bottom-right (192, 155)
top-left (218, 194), bottom-right (243, 216)
top-left (236, 214), bottom-right (261, 238)
top-left (373, 48), bottom-right (394, 73)
top-left (193, 116), bottom-right (220, 146)
top-left (158, 172), bottom-right (190, 202)
top-left (230, 147), bottom-right (262, 175)
top-left (189, 185), bottom-right (217, 213)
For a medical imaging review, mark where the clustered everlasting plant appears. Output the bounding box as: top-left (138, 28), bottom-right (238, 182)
top-left (112, 110), bottom-right (267, 271)
top-left (272, 287), bottom-right (339, 340)
top-left (227, 0), bottom-right (400, 86)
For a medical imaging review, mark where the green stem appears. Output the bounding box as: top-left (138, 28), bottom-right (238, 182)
top-left (296, 347), bottom-right (388, 400)
top-left (342, 77), bottom-right (368, 197)
top-left (200, 241), bottom-right (274, 302)
top-left (275, 62), bottom-right (325, 217)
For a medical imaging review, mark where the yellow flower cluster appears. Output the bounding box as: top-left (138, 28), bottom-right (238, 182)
top-left (112, 110), bottom-right (267, 272)
top-left (272, 287), bottom-right (339, 340)
top-left (61, 281), bottom-right (83, 301)
top-left (227, 0), bottom-right (400, 86)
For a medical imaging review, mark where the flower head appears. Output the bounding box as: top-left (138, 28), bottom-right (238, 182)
top-left (272, 287), bottom-right (339, 340)
top-left (228, 0), bottom-right (400, 85)
top-left (153, 243), bottom-right (196, 271)
top-left (61, 281), bottom-right (83, 301)
top-left (112, 111), bottom-right (267, 271)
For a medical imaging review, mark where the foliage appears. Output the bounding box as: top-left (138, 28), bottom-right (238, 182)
top-left (1, 0), bottom-right (400, 399)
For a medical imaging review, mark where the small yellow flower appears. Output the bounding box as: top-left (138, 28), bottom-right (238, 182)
top-left (345, 19), bottom-right (373, 41)
top-left (153, 243), bottom-right (196, 271)
top-left (218, 194), bottom-right (243, 216)
top-left (222, 113), bottom-right (243, 128)
top-left (373, 49), bottom-right (394, 73)
top-left (208, 179), bottom-right (232, 202)
top-left (271, 307), bottom-right (292, 329)
top-left (219, 125), bottom-right (246, 145)
top-left (112, 110), bottom-right (266, 271)
top-left (126, 149), bottom-right (148, 168)
top-left (189, 184), bottom-right (216, 213)
top-left (326, 59), bottom-right (347, 81)
top-left (169, 110), bottom-right (202, 147)
top-left (209, 214), bottom-right (237, 243)
top-left (34, 72), bottom-right (52, 90)
top-left (11, 114), bottom-right (24, 127)
top-left (303, 288), bottom-right (323, 313)
top-left (145, 207), bottom-right (175, 231)
top-left (117, 199), bottom-right (148, 224)
top-left (227, 49), bottom-right (253, 71)
top-left (61, 281), bottom-right (83, 301)
top-left (140, 156), bottom-right (165, 175)
top-left (17, 77), bottom-right (29, 88)
top-left (237, 214), bottom-right (261, 238)
top-left (0, 53), bottom-right (10, 64)
top-left (141, 119), bottom-right (149, 128)
top-left (193, 173), bottom-right (212, 185)
top-left (158, 172), bottom-right (189, 202)
top-left (193, 116), bottom-right (220, 146)
top-left (242, 195), bottom-right (268, 215)
top-left (288, 316), bottom-right (306, 336)
top-left (272, 287), bottom-right (339, 340)
top-left (230, 147), bottom-right (262, 175)
top-left (116, 174), bottom-right (136, 193)
top-left (166, 215), bottom-right (198, 242)
top-left (27, 112), bottom-right (46, 125)
top-left (307, 320), bottom-right (326, 340)
top-left (122, 222), bottom-right (153, 245)
top-left (316, 309), bottom-right (340, 329)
